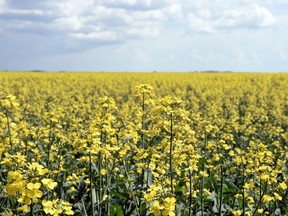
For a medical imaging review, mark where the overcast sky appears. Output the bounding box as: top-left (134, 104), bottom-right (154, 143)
top-left (0, 0), bottom-right (288, 72)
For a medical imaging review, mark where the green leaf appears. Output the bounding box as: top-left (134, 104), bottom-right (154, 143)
top-left (111, 191), bottom-right (129, 199)
top-left (91, 187), bottom-right (96, 207)
top-left (110, 204), bottom-right (124, 216)
top-left (144, 169), bottom-right (153, 187)
top-left (139, 202), bottom-right (147, 214)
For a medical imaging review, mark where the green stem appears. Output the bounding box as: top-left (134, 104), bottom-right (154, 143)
top-left (47, 122), bottom-right (52, 169)
top-left (252, 181), bottom-right (267, 216)
top-left (89, 152), bottom-right (95, 216)
top-left (105, 157), bottom-right (110, 216)
top-left (6, 114), bottom-right (13, 153)
top-left (141, 92), bottom-right (145, 149)
top-left (201, 176), bottom-right (204, 216)
top-left (200, 132), bottom-right (207, 216)
top-left (141, 92), bottom-right (146, 192)
top-left (242, 167), bottom-right (245, 216)
top-left (122, 158), bottom-right (141, 216)
top-left (30, 202), bottom-right (34, 216)
top-left (98, 132), bottom-right (104, 215)
top-left (82, 198), bottom-right (88, 216)
top-left (169, 113), bottom-right (174, 194)
top-left (98, 152), bottom-right (102, 215)
top-left (188, 166), bottom-right (193, 216)
top-left (219, 164), bottom-right (224, 216)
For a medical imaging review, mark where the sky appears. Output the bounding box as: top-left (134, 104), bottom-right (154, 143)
top-left (0, 0), bottom-right (288, 72)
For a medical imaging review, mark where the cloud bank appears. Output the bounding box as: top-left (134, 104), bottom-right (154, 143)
top-left (0, 0), bottom-right (287, 72)
top-left (0, 0), bottom-right (277, 45)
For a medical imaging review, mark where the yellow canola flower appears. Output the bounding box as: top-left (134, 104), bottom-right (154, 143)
top-left (149, 200), bottom-right (162, 216)
top-left (228, 150), bottom-right (235, 157)
top-left (60, 201), bottom-right (74, 215)
top-left (143, 183), bottom-right (162, 203)
top-left (222, 144), bottom-right (231, 150)
top-left (144, 190), bottom-right (157, 203)
top-left (232, 210), bottom-right (242, 216)
top-left (246, 196), bottom-right (254, 204)
top-left (41, 178), bottom-right (58, 190)
top-left (212, 153), bottom-right (220, 161)
top-left (0, 156), bottom-right (14, 167)
top-left (274, 192), bottom-right (282, 201)
top-left (29, 162), bottom-right (48, 176)
top-left (199, 171), bottom-right (209, 177)
top-left (42, 200), bottom-right (58, 215)
top-left (163, 197), bottom-right (176, 216)
top-left (203, 188), bottom-right (211, 196)
top-left (262, 194), bottom-right (274, 204)
top-left (243, 179), bottom-right (254, 190)
top-left (7, 170), bottom-right (22, 183)
top-left (259, 173), bottom-right (270, 182)
top-left (27, 182), bottom-right (41, 190)
top-left (149, 197), bottom-right (176, 216)
top-left (279, 181), bottom-right (287, 190)
top-left (17, 205), bottom-right (29, 213)
top-left (6, 180), bottom-right (26, 197)
top-left (257, 209), bottom-right (264, 214)
top-left (234, 194), bottom-right (242, 199)
top-left (135, 84), bottom-right (154, 94)
top-left (100, 169), bottom-right (107, 176)
top-left (17, 182), bottom-right (43, 204)
top-left (42, 199), bottom-right (74, 216)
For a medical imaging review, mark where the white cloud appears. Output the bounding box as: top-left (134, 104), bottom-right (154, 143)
top-left (103, 0), bottom-right (152, 8)
top-left (186, 2), bottom-right (276, 33)
top-left (1, 0), bottom-right (276, 45)
top-left (0, 0), bottom-right (6, 10)
top-left (187, 14), bottom-right (215, 33)
top-left (277, 0), bottom-right (288, 3)
top-left (165, 4), bottom-right (182, 17)
top-left (54, 16), bottom-right (83, 32)
top-left (0, 0), bottom-right (166, 43)
top-left (100, 0), bottom-right (175, 10)
top-left (132, 9), bottom-right (166, 21)
top-left (70, 31), bottom-right (119, 41)
top-left (126, 26), bottom-right (159, 38)
top-left (215, 4), bottom-right (276, 28)
top-left (45, 1), bottom-right (178, 44)
top-left (0, 8), bottom-right (45, 19)
top-left (49, 0), bottom-right (95, 16)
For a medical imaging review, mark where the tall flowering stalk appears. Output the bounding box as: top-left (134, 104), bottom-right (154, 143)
top-left (134, 84), bottom-right (155, 149)
top-left (88, 96), bottom-right (118, 215)
top-left (153, 97), bottom-right (190, 201)
top-left (0, 93), bottom-right (19, 154)
top-left (134, 84), bottom-right (156, 203)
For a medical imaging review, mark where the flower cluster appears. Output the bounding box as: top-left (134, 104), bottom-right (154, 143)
top-left (0, 72), bottom-right (287, 215)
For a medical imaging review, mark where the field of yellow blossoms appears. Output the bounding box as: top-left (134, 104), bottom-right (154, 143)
top-left (0, 72), bottom-right (287, 216)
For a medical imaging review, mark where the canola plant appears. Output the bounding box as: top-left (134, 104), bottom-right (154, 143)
top-left (0, 72), bottom-right (287, 216)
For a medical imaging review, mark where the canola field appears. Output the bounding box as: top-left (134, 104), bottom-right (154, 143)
top-left (0, 72), bottom-right (287, 216)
